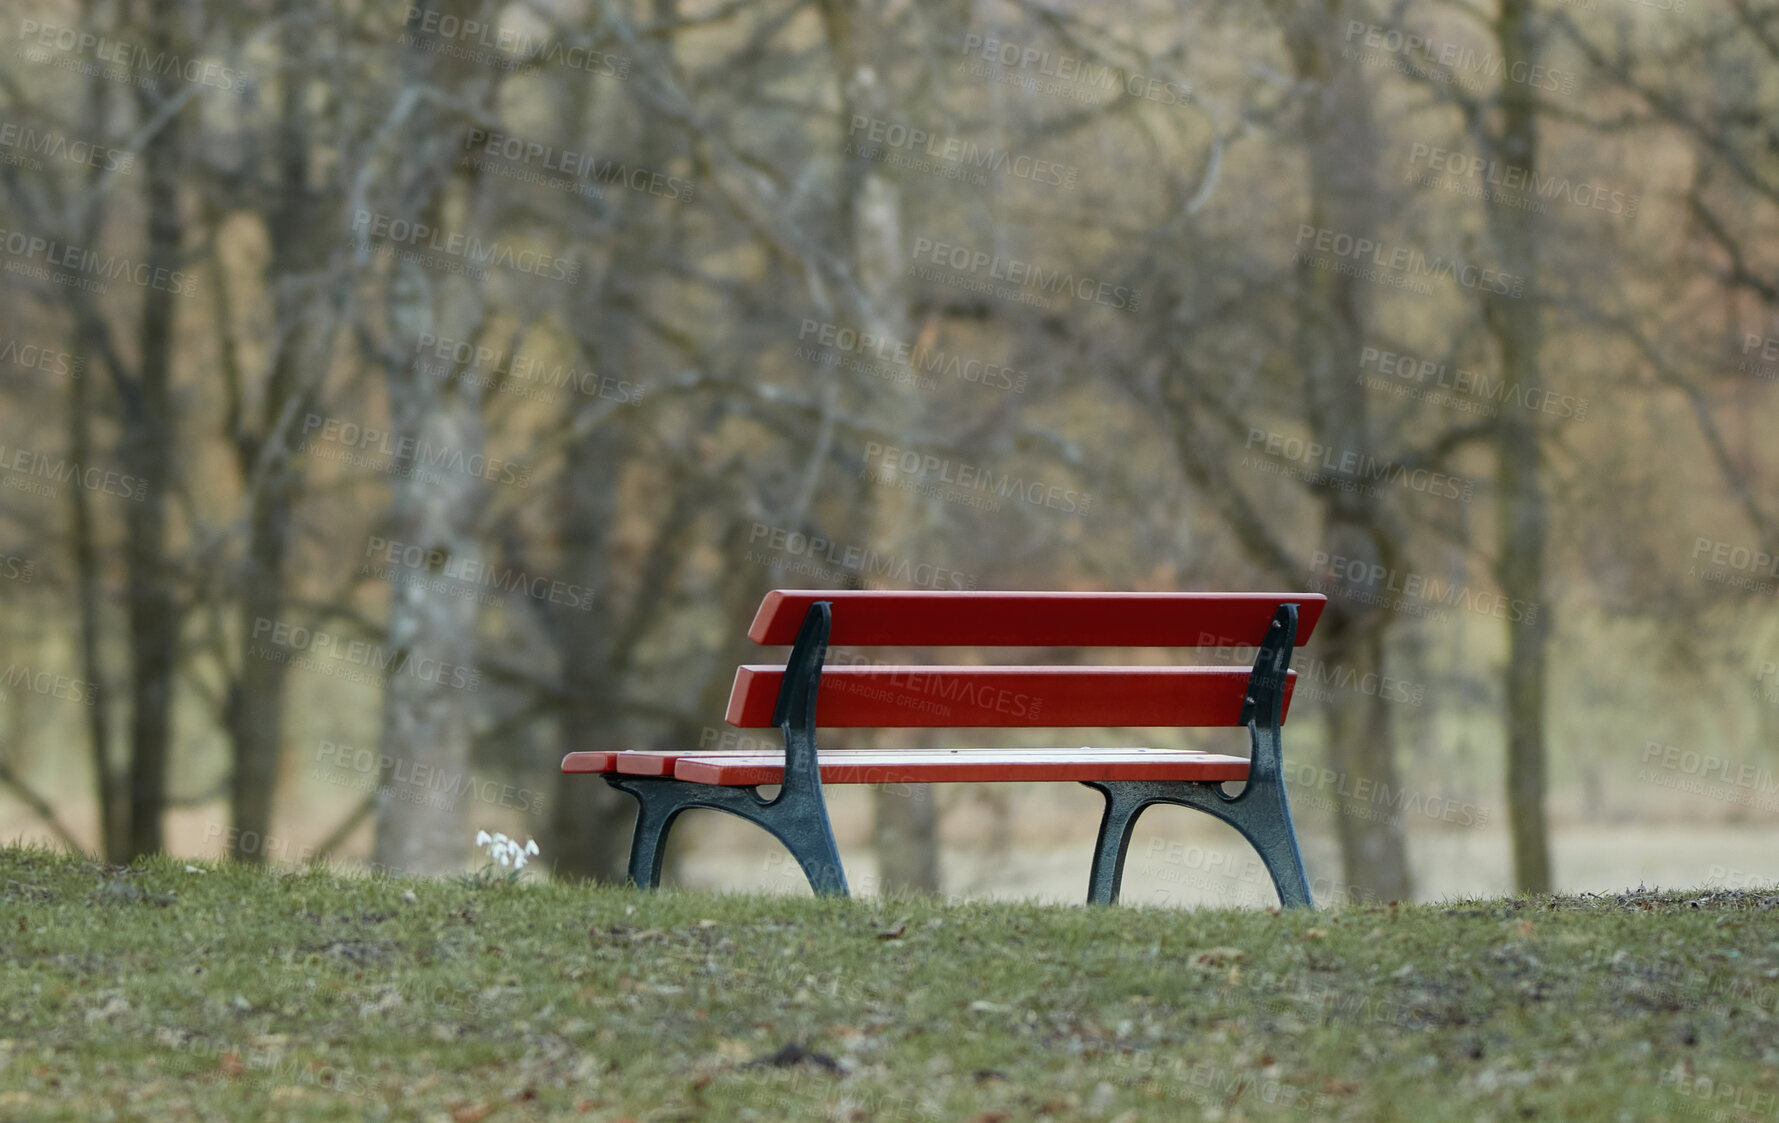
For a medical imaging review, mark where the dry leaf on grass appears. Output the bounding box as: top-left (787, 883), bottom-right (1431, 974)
top-left (1190, 947), bottom-right (1245, 968)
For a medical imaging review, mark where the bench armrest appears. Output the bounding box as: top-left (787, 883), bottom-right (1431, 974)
top-left (774, 600), bottom-right (831, 795)
top-left (1241, 603), bottom-right (1298, 785)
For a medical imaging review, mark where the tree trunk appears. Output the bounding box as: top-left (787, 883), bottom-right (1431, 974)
top-left (230, 9), bottom-right (324, 861)
top-left (873, 781), bottom-right (940, 892)
top-left (371, 317), bottom-right (484, 875)
top-left (1485, 0), bottom-right (1553, 893)
top-left (818, 0), bottom-right (939, 894)
top-left (547, 429), bottom-right (634, 884)
top-left (545, 0), bottom-right (674, 882)
top-left (1274, 0), bottom-right (1413, 902)
top-left (66, 60), bottom-right (124, 862)
top-left (69, 312), bottom-right (123, 861)
top-left (370, 9), bottom-right (486, 874)
top-left (122, 32), bottom-right (187, 858)
top-left (1316, 599), bottom-right (1411, 901)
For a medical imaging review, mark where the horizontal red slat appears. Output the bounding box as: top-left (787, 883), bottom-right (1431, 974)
top-left (725, 665), bottom-right (1294, 728)
top-left (748, 590), bottom-right (1323, 647)
top-left (673, 747), bottom-right (1251, 786)
top-left (614, 750), bottom-right (686, 777)
top-left (562, 751), bottom-right (620, 774)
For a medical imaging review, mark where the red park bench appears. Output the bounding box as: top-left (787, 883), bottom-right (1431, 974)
top-left (562, 590), bottom-right (1326, 908)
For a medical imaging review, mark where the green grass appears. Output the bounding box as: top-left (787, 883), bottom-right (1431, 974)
top-left (2, 845), bottom-right (1776, 1122)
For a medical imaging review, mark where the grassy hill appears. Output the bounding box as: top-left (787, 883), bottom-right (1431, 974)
top-left (1, 844), bottom-right (1775, 1121)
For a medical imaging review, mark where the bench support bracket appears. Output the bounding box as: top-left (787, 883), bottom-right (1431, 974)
top-left (1081, 603), bottom-right (1313, 909)
top-left (601, 602), bottom-right (849, 897)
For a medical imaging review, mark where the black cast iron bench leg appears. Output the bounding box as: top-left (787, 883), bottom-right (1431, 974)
top-left (601, 601), bottom-right (849, 898)
top-left (603, 775), bottom-right (848, 897)
top-left (1082, 603), bottom-right (1313, 910)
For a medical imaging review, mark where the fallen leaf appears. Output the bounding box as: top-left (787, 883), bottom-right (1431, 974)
top-left (451, 1103), bottom-right (493, 1123)
top-left (219, 1051), bottom-right (244, 1077)
top-left (1190, 947), bottom-right (1245, 968)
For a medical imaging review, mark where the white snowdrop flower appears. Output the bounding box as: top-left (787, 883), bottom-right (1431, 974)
top-left (472, 830), bottom-right (540, 878)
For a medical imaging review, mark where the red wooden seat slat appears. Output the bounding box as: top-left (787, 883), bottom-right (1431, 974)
top-left (561, 751), bottom-right (621, 774)
top-left (748, 590), bottom-right (1324, 647)
top-left (724, 665), bottom-right (1295, 728)
top-left (672, 747), bottom-right (1252, 786)
top-left (612, 750), bottom-right (690, 777)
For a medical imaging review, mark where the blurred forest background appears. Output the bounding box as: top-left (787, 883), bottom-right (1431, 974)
top-left (2, 0), bottom-right (1776, 906)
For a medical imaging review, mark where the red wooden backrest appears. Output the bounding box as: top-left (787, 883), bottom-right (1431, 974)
top-left (748, 590), bottom-right (1323, 647)
top-left (728, 591), bottom-right (1323, 731)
